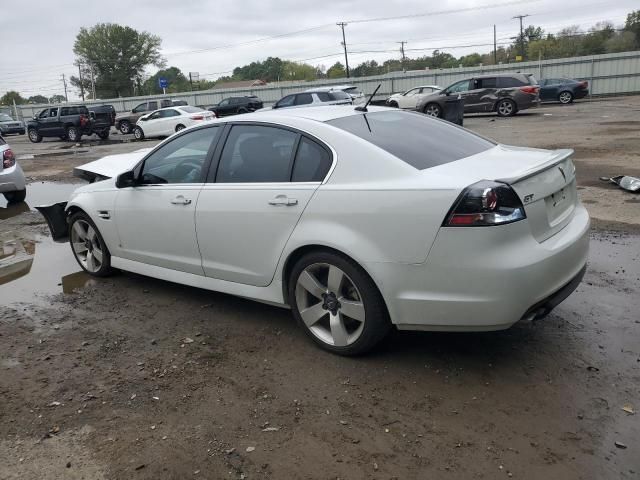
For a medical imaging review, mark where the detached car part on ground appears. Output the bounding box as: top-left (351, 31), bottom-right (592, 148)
top-left (416, 73), bottom-right (540, 118)
top-left (38, 107), bottom-right (589, 355)
top-left (0, 136), bottom-right (26, 203)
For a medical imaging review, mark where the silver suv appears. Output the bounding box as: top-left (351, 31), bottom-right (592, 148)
top-left (271, 90), bottom-right (352, 110)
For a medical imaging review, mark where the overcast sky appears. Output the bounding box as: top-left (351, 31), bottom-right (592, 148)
top-left (0, 0), bottom-right (636, 100)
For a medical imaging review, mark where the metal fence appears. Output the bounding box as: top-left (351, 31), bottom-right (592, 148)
top-left (13, 50), bottom-right (640, 120)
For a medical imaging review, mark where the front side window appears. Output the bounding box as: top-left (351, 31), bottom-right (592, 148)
top-left (405, 88), bottom-right (419, 96)
top-left (215, 125), bottom-right (298, 183)
top-left (275, 95), bottom-right (295, 108)
top-left (38, 109), bottom-right (49, 119)
top-left (140, 127), bottom-right (219, 184)
top-left (292, 137), bottom-right (332, 182)
top-left (49, 108), bottom-right (58, 116)
top-left (218, 99), bottom-right (230, 107)
top-left (148, 110), bottom-right (162, 120)
top-left (295, 93), bottom-right (313, 106)
top-left (447, 80), bottom-right (471, 93)
top-left (133, 103), bottom-right (147, 113)
top-left (327, 111), bottom-right (494, 170)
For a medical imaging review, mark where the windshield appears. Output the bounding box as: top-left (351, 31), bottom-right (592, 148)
top-left (326, 111), bottom-right (494, 170)
top-left (0, 114), bottom-right (14, 122)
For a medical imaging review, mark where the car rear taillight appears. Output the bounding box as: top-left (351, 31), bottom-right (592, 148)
top-left (520, 86), bottom-right (539, 95)
top-left (579, 81), bottom-right (588, 89)
top-left (3, 148), bottom-right (16, 168)
top-left (80, 114), bottom-right (89, 127)
top-left (190, 115), bottom-right (205, 120)
top-left (444, 181), bottom-right (526, 227)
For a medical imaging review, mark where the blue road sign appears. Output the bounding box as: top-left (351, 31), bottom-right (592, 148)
top-left (158, 77), bottom-right (168, 89)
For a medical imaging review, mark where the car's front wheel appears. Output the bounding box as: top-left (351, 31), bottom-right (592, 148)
top-left (558, 91), bottom-right (573, 104)
top-left (496, 99), bottom-right (517, 117)
top-left (3, 189), bottom-right (26, 203)
top-left (289, 251), bottom-right (391, 355)
top-left (175, 124), bottom-right (186, 132)
top-left (423, 103), bottom-right (442, 117)
top-left (69, 211), bottom-right (113, 277)
top-left (133, 126), bottom-right (145, 140)
top-left (28, 128), bottom-right (42, 143)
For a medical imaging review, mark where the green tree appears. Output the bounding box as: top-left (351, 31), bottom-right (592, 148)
top-left (352, 60), bottom-right (380, 77)
top-left (625, 10), bottom-right (640, 47)
top-left (326, 62), bottom-right (346, 79)
top-left (0, 91), bottom-right (26, 105)
top-left (458, 53), bottom-right (482, 67)
top-left (27, 95), bottom-right (49, 104)
top-left (605, 31), bottom-right (637, 52)
top-left (143, 66), bottom-right (191, 94)
top-left (70, 23), bottom-right (164, 98)
top-left (49, 95), bottom-right (67, 104)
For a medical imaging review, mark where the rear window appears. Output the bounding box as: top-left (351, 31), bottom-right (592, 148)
top-left (180, 106), bottom-right (203, 113)
top-left (328, 91), bottom-right (351, 101)
top-left (326, 111), bottom-right (494, 170)
top-left (343, 87), bottom-right (362, 95)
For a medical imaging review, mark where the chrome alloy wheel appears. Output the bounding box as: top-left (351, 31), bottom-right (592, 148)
top-left (295, 263), bottom-right (366, 347)
top-left (559, 91), bottom-right (572, 104)
top-left (425, 103), bottom-right (441, 117)
top-left (497, 100), bottom-right (514, 116)
top-left (70, 219), bottom-right (104, 273)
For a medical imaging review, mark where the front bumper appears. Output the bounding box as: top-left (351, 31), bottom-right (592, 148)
top-left (0, 163), bottom-right (26, 193)
top-left (0, 127), bottom-right (25, 135)
top-left (366, 203), bottom-right (590, 331)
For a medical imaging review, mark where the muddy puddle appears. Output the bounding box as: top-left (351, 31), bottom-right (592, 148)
top-left (0, 235), bottom-right (94, 306)
top-left (0, 182), bottom-right (80, 210)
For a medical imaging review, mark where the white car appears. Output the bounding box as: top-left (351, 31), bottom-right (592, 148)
top-left (386, 85), bottom-right (442, 109)
top-left (133, 106), bottom-right (215, 140)
top-left (305, 85), bottom-right (364, 103)
top-left (0, 136), bottom-right (26, 203)
top-left (38, 106), bottom-right (589, 355)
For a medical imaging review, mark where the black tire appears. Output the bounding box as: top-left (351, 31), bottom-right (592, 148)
top-left (388, 100), bottom-right (399, 108)
top-left (119, 120), bottom-right (131, 134)
top-left (97, 129), bottom-right (110, 140)
top-left (558, 91), bottom-right (574, 104)
top-left (133, 126), bottom-right (145, 141)
top-left (68, 211), bottom-right (114, 277)
top-left (4, 189), bottom-right (26, 203)
top-left (423, 102), bottom-right (442, 117)
top-left (28, 128), bottom-right (42, 143)
top-left (496, 99), bottom-right (517, 117)
top-left (67, 126), bottom-right (81, 142)
top-left (175, 124), bottom-right (186, 132)
top-left (288, 251), bottom-right (391, 356)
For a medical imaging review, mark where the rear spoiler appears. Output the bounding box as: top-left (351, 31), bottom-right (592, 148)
top-left (496, 149), bottom-right (574, 185)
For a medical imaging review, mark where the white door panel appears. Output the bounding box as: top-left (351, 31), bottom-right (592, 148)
top-left (115, 185), bottom-right (204, 274)
top-left (196, 184), bottom-right (317, 286)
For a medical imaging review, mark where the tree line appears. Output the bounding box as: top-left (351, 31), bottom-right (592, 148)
top-left (1, 10), bottom-right (639, 105)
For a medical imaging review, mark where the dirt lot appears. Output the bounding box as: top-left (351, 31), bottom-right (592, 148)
top-left (1, 97), bottom-right (639, 479)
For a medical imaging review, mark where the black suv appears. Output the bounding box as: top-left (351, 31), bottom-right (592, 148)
top-left (208, 96), bottom-right (264, 117)
top-left (27, 104), bottom-right (116, 143)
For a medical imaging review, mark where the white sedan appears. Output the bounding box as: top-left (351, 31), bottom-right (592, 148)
top-left (133, 106), bottom-right (215, 140)
top-left (38, 106), bottom-right (589, 355)
top-left (0, 136), bottom-right (26, 203)
top-left (386, 85), bottom-right (442, 109)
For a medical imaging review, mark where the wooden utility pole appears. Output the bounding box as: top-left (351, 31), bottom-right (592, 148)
top-left (493, 25), bottom-right (497, 64)
top-left (337, 22), bottom-right (350, 78)
top-left (398, 41), bottom-right (407, 71)
top-left (512, 14), bottom-right (530, 60)
top-left (61, 74), bottom-right (68, 102)
top-left (78, 64), bottom-right (85, 101)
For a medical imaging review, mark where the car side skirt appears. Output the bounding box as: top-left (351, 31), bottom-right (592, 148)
top-left (111, 256), bottom-right (288, 307)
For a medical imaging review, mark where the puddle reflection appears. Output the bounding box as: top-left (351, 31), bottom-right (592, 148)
top-left (0, 182), bottom-right (79, 210)
top-left (0, 201), bottom-right (30, 220)
top-left (0, 235), bottom-right (90, 305)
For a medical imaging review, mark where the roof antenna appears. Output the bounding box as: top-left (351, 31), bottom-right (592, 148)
top-left (355, 84), bottom-right (381, 112)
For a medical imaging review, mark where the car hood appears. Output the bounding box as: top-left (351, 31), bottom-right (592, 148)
top-left (73, 148), bottom-right (152, 182)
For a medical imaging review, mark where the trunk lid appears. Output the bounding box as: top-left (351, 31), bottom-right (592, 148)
top-left (430, 145), bottom-right (578, 242)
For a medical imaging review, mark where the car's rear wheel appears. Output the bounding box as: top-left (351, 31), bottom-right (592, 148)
top-left (289, 251), bottom-right (391, 355)
top-left (423, 103), bottom-right (442, 117)
top-left (67, 126), bottom-right (81, 142)
top-left (28, 128), bottom-right (42, 143)
top-left (119, 121), bottom-right (131, 134)
top-left (496, 99), bottom-right (517, 117)
top-left (133, 126), bottom-right (144, 140)
top-left (558, 91), bottom-right (573, 104)
top-left (69, 211), bottom-right (113, 277)
top-left (388, 100), bottom-right (399, 108)
top-left (3, 189), bottom-right (26, 203)
top-left (97, 129), bottom-right (110, 140)
top-left (175, 124), bottom-right (186, 132)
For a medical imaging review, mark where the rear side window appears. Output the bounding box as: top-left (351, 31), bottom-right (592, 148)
top-left (292, 137), bottom-right (332, 182)
top-left (295, 93), bottom-right (313, 105)
top-left (474, 77), bottom-right (497, 88)
top-left (497, 76), bottom-right (526, 88)
top-left (327, 111), bottom-right (494, 170)
top-left (148, 101), bottom-right (158, 110)
top-left (328, 91), bottom-right (351, 101)
top-left (216, 125), bottom-right (298, 183)
top-left (316, 92), bottom-right (331, 102)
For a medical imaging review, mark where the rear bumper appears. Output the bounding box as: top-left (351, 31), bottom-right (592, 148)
top-left (574, 89), bottom-right (589, 99)
top-left (367, 203), bottom-right (590, 331)
top-left (0, 164), bottom-right (26, 193)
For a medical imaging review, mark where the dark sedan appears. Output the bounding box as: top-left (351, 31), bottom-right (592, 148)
top-left (539, 78), bottom-right (589, 104)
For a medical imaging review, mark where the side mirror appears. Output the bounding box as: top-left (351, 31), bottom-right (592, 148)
top-left (444, 90), bottom-right (450, 96)
top-left (116, 170), bottom-right (136, 188)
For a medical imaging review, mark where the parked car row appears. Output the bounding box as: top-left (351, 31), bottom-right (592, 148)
top-left (386, 74), bottom-right (589, 118)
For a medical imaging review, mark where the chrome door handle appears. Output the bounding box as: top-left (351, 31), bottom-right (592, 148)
top-left (171, 195), bottom-right (192, 205)
top-left (269, 195), bottom-right (298, 206)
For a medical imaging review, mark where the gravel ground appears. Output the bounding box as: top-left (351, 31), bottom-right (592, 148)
top-left (1, 96), bottom-right (639, 479)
